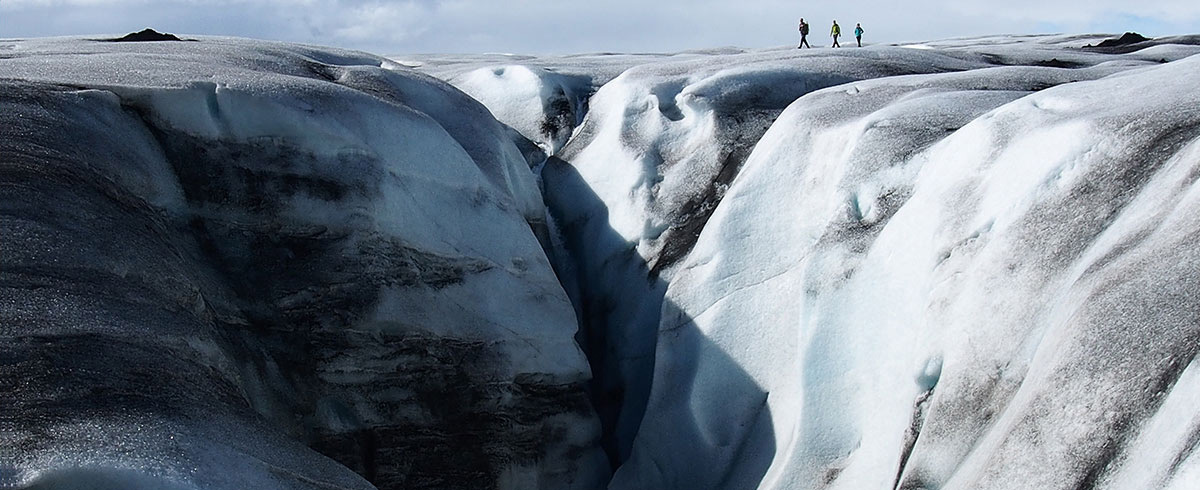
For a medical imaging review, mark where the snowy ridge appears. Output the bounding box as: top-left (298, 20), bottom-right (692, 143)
top-left (415, 34), bottom-right (1200, 489)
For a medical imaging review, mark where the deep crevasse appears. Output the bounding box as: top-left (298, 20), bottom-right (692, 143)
top-left (416, 34), bottom-right (1200, 489)
top-left (6, 31), bottom-right (1200, 490)
top-left (1, 36), bottom-right (608, 490)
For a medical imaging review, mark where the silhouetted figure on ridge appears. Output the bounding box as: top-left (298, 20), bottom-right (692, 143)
top-left (831, 20), bottom-right (841, 47)
top-left (855, 23), bottom-right (864, 47)
top-left (798, 18), bottom-right (811, 48)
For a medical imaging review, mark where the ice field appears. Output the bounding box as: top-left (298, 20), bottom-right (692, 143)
top-left (3, 31), bottom-right (1200, 489)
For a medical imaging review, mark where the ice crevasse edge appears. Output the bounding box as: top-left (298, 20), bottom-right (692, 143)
top-left (1, 36), bottom-right (606, 490)
top-left (2, 31), bottom-right (1200, 490)
top-left (413, 34), bottom-right (1200, 489)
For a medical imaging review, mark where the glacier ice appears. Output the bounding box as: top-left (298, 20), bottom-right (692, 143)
top-left (6, 30), bottom-right (1200, 490)
top-left (416, 34), bottom-right (1200, 489)
top-left (1, 36), bottom-right (605, 490)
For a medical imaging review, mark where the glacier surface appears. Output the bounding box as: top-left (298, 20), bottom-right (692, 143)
top-left (1, 36), bottom-right (605, 490)
top-left (4, 30), bottom-right (1200, 490)
top-left (412, 33), bottom-right (1200, 489)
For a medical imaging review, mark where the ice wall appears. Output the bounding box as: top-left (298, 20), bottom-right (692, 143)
top-left (422, 34), bottom-right (1200, 488)
top-left (7, 30), bottom-right (1200, 490)
top-left (624, 53), bottom-right (1200, 490)
top-left (0, 37), bottom-right (606, 490)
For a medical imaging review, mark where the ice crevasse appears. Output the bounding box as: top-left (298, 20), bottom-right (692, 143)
top-left (4, 31), bottom-right (1200, 490)
top-left (1, 36), bottom-right (606, 490)
top-left (418, 35), bottom-right (1200, 489)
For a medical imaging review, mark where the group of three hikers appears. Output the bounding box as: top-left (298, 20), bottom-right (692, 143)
top-left (797, 19), bottom-right (863, 48)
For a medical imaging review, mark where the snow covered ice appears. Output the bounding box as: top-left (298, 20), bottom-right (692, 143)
top-left (4, 31), bottom-right (1200, 490)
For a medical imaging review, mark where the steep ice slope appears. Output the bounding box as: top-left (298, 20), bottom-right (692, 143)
top-left (421, 35), bottom-right (1200, 488)
top-left (549, 48), bottom-right (999, 466)
top-left (616, 46), bottom-right (1200, 488)
top-left (8, 31), bottom-right (1200, 490)
top-left (430, 46), bottom-right (1003, 466)
top-left (0, 37), bottom-right (606, 490)
top-left (401, 52), bottom-right (678, 165)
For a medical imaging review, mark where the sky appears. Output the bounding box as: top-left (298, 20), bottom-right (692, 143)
top-left (1, 0), bottom-right (1198, 55)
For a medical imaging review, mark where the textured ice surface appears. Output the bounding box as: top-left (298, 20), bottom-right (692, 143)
top-left (7, 31), bottom-right (1200, 490)
top-left (414, 34), bottom-right (1200, 489)
top-left (0, 36), bottom-right (605, 490)
top-left (633, 55), bottom-right (1200, 490)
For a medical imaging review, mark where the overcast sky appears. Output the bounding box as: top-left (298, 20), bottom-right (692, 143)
top-left (2, 0), bottom-right (1198, 55)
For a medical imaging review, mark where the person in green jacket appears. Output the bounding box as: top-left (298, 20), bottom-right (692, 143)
top-left (831, 20), bottom-right (841, 48)
top-left (855, 23), bottom-right (864, 47)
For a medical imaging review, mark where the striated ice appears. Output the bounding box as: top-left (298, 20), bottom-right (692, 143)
top-left (1, 36), bottom-right (606, 490)
top-left (7, 31), bottom-right (1200, 490)
top-left (419, 34), bottom-right (1200, 489)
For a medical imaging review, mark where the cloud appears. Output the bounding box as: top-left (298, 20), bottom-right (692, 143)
top-left (0, 0), bottom-right (1196, 54)
top-left (300, 1), bottom-right (436, 43)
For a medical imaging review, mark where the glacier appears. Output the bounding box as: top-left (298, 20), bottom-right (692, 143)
top-left (1, 36), bottom-right (605, 490)
top-left (409, 33), bottom-right (1200, 489)
top-left (4, 31), bottom-right (1200, 490)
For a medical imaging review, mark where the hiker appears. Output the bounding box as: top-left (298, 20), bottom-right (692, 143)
top-left (831, 20), bottom-right (841, 48)
top-left (798, 18), bottom-right (811, 48)
top-left (855, 23), bottom-right (864, 47)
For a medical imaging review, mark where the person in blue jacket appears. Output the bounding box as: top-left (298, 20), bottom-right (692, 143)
top-left (855, 23), bottom-right (864, 47)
